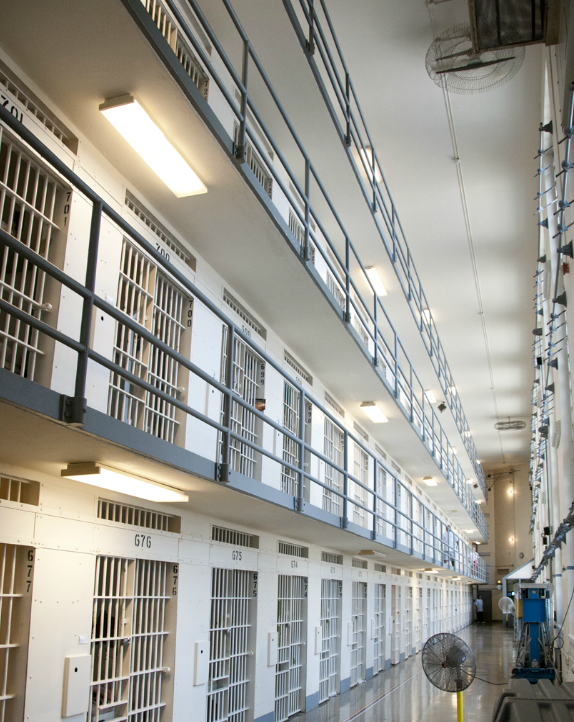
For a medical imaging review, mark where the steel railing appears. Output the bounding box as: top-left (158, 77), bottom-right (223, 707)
top-left (120, 0), bottom-right (487, 536)
top-left (0, 103), bottom-right (487, 580)
top-left (281, 0), bottom-right (487, 496)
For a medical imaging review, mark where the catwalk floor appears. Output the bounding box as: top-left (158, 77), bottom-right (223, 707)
top-left (296, 623), bottom-right (515, 722)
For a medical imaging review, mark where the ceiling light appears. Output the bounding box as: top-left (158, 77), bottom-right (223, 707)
top-left (425, 390), bottom-right (437, 404)
top-left (452, 577), bottom-right (460, 580)
top-left (61, 462), bottom-right (188, 502)
top-left (449, 386), bottom-right (457, 396)
top-left (507, 488), bottom-right (513, 495)
top-left (475, 541), bottom-right (481, 545)
top-left (423, 308), bottom-right (431, 324)
top-left (361, 402), bottom-right (388, 423)
top-left (359, 146), bottom-right (382, 183)
top-left (475, 499), bottom-right (484, 504)
top-left (466, 478), bottom-right (474, 485)
top-left (100, 95), bottom-right (207, 198)
top-left (364, 266), bottom-right (387, 296)
top-left (509, 537), bottom-right (514, 543)
top-left (452, 447), bottom-right (458, 455)
top-left (465, 529), bottom-right (475, 533)
top-left (423, 476), bottom-right (437, 487)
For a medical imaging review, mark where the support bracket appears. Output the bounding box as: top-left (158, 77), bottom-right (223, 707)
top-left (59, 395), bottom-right (86, 426)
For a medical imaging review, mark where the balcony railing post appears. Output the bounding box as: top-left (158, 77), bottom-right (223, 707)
top-left (298, 389), bottom-right (306, 510)
top-left (66, 199), bottom-right (102, 425)
top-left (219, 325), bottom-right (235, 482)
top-left (345, 72), bottom-right (351, 147)
top-left (306, 0), bottom-right (315, 55)
top-left (373, 297), bottom-right (378, 367)
top-left (372, 458), bottom-right (377, 540)
top-left (236, 40), bottom-right (249, 163)
top-left (344, 237), bottom-right (351, 323)
top-left (303, 158), bottom-right (311, 261)
top-left (394, 476), bottom-right (398, 549)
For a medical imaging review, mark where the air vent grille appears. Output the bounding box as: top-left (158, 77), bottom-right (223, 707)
top-left (417, 573), bottom-right (423, 579)
top-left (0, 59), bottom-right (78, 151)
top-left (375, 443), bottom-right (386, 460)
top-left (321, 552), bottom-right (343, 565)
top-left (284, 350), bottom-right (313, 385)
top-left (97, 499), bottom-right (181, 532)
top-left (391, 567), bottom-right (401, 576)
top-left (212, 525), bottom-right (259, 549)
top-left (223, 288), bottom-right (267, 339)
top-left (405, 475), bottom-right (413, 485)
top-left (325, 392), bottom-right (344, 418)
top-left (352, 558), bottom-right (367, 569)
top-left (391, 461), bottom-right (401, 475)
top-left (278, 541), bottom-right (308, 558)
top-left (125, 190), bottom-right (196, 271)
top-left (374, 563), bottom-right (386, 573)
top-left (233, 123), bottom-right (273, 198)
top-left (353, 421), bottom-right (368, 442)
top-left (0, 475), bottom-right (39, 505)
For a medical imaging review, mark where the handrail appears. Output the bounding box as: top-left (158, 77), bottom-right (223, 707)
top-left (121, 0), bottom-right (487, 536)
top-left (0, 105), bottom-right (487, 579)
top-left (281, 0), bottom-right (487, 496)
top-left (530, 86), bottom-right (574, 532)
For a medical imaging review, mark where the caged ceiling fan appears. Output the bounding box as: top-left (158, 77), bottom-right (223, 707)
top-left (426, 23), bottom-right (525, 95)
top-left (422, 633), bottom-right (476, 721)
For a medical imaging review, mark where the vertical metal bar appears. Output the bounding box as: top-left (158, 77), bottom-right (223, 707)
top-left (237, 40), bottom-right (250, 163)
top-left (345, 237), bottom-right (350, 323)
top-left (342, 428), bottom-right (348, 528)
top-left (307, 0), bottom-right (315, 54)
top-left (304, 159), bottom-right (311, 261)
top-left (221, 325), bottom-right (235, 481)
top-left (372, 458), bottom-right (377, 540)
top-left (345, 72), bottom-right (351, 147)
top-left (394, 475), bottom-right (398, 549)
top-left (298, 389), bottom-right (306, 510)
top-left (74, 199), bottom-right (102, 411)
top-left (373, 296), bottom-right (378, 367)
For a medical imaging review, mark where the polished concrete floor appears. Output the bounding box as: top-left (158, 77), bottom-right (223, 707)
top-left (298, 624), bottom-right (515, 722)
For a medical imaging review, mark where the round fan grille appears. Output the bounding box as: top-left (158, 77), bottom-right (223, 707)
top-left (499, 596), bottom-right (516, 615)
top-left (422, 633), bottom-right (476, 692)
top-left (426, 24), bottom-right (525, 95)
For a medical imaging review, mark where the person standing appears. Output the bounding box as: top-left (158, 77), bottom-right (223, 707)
top-left (474, 594), bottom-right (485, 624)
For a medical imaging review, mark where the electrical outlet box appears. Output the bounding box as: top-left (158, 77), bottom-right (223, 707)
top-left (268, 631), bottom-right (278, 666)
top-left (194, 641), bottom-right (209, 685)
top-left (62, 654), bottom-right (90, 717)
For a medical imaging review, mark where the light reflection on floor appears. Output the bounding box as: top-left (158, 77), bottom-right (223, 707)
top-left (295, 623), bottom-right (516, 722)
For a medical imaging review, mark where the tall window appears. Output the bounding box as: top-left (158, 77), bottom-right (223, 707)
top-left (220, 329), bottom-right (263, 479)
top-left (108, 239), bottom-right (185, 443)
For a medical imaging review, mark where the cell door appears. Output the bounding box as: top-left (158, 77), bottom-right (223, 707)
top-left (391, 585), bottom-right (401, 664)
top-left (373, 584), bottom-right (386, 675)
top-left (350, 582), bottom-right (366, 686)
top-left (90, 556), bottom-right (177, 722)
top-left (207, 568), bottom-right (257, 722)
top-left (404, 587), bottom-right (412, 658)
top-left (416, 588), bottom-right (423, 652)
top-left (424, 588), bottom-right (431, 644)
top-left (276, 575), bottom-right (307, 722)
top-left (432, 590), bottom-right (439, 635)
top-left (319, 579), bottom-right (340, 704)
top-left (0, 543), bottom-right (34, 722)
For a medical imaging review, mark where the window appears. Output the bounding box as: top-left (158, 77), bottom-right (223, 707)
top-left (219, 328), bottom-right (263, 479)
top-left (108, 239), bottom-right (186, 444)
top-left (323, 417), bottom-right (344, 515)
top-left (0, 127), bottom-right (64, 381)
top-left (282, 380), bottom-right (300, 496)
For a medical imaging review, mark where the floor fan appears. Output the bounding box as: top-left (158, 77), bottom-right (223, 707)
top-left (422, 633), bottom-right (476, 722)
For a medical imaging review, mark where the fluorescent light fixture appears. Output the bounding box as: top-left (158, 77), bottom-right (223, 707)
top-left (475, 541), bottom-right (481, 545)
top-left (452, 577), bottom-right (460, 580)
top-left (99, 95), bottom-right (207, 198)
top-left (61, 462), bottom-right (188, 503)
top-left (423, 476), bottom-right (437, 487)
top-left (466, 478), bottom-right (474, 485)
top-left (475, 499), bottom-right (484, 504)
top-left (425, 390), bottom-right (437, 404)
top-left (422, 308), bottom-right (431, 324)
top-left (364, 266), bottom-right (387, 296)
top-left (361, 402), bottom-right (388, 423)
top-left (359, 146), bottom-right (382, 183)
top-left (465, 529), bottom-right (475, 533)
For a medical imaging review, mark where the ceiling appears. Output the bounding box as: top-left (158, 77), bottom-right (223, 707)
top-left (199, 0), bottom-right (542, 469)
top-left (0, 0), bottom-right (542, 483)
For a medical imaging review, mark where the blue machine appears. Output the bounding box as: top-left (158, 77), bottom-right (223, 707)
top-left (513, 583), bottom-right (555, 682)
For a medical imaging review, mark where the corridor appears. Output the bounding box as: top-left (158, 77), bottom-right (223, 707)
top-left (296, 624), bottom-right (515, 722)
